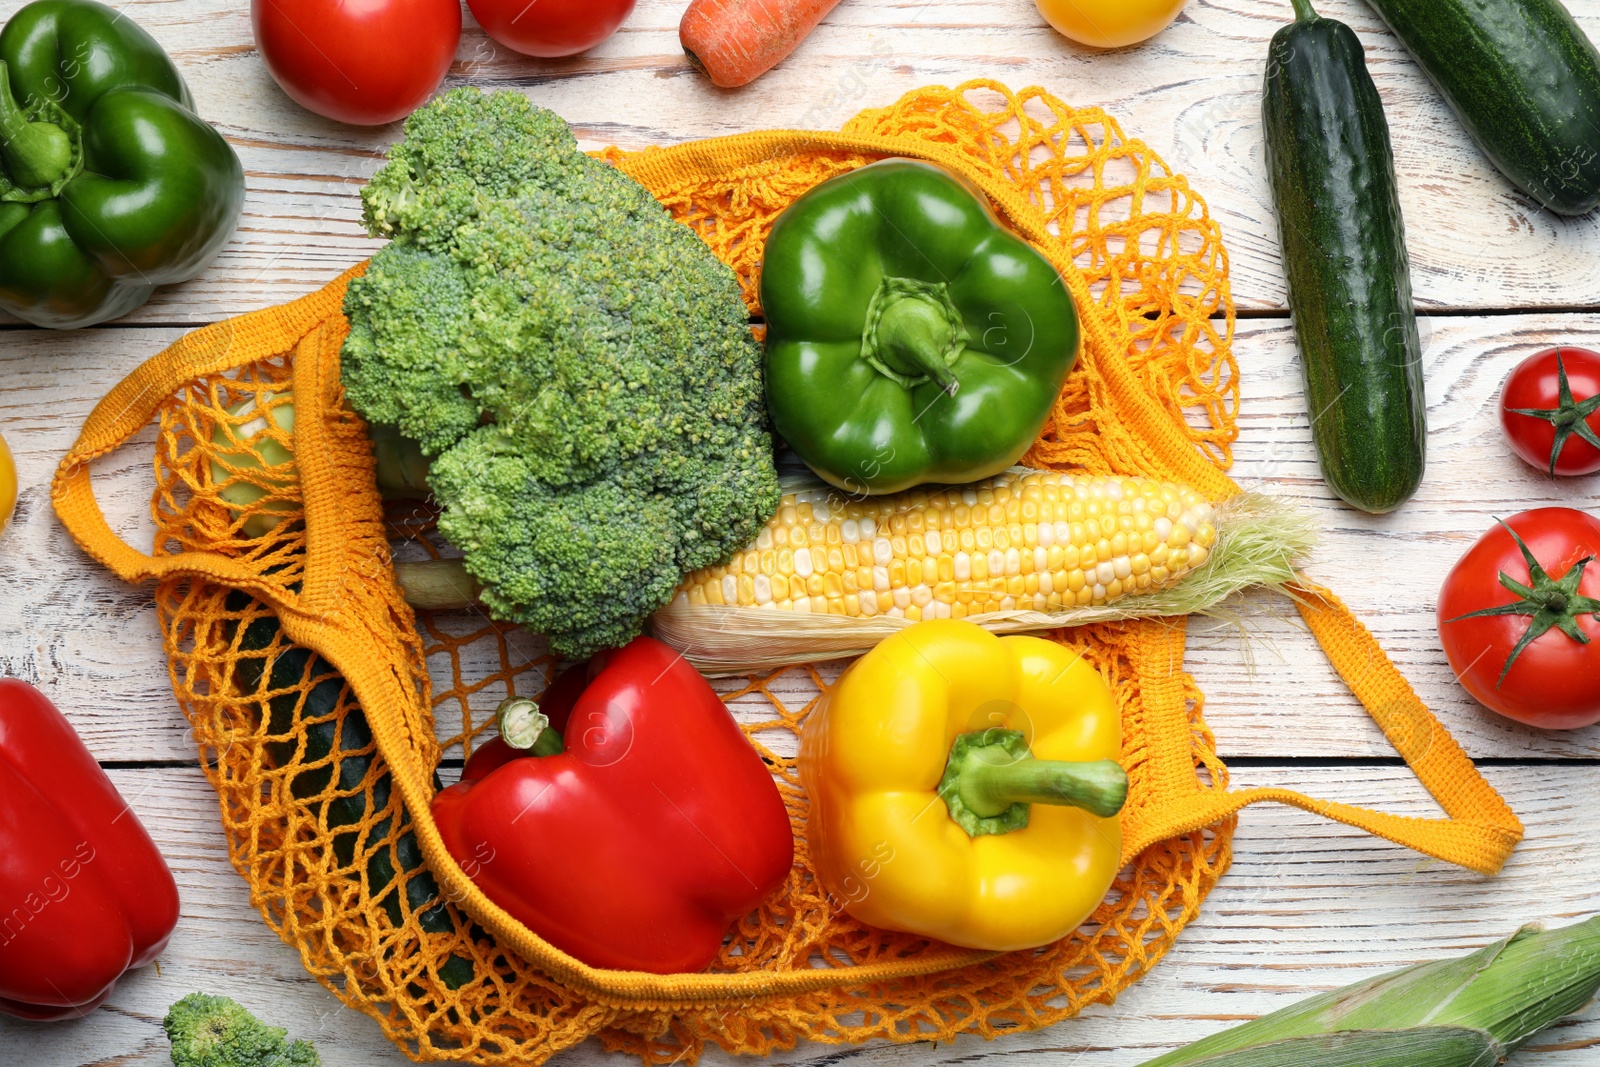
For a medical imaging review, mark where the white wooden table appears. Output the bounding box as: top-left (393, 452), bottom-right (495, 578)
top-left (4, 0), bottom-right (1600, 1063)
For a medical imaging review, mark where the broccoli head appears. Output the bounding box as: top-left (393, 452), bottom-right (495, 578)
top-left (341, 88), bottom-right (780, 657)
top-left (163, 993), bottom-right (320, 1067)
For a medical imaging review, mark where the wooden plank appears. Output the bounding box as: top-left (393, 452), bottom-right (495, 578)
top-left (0, 763), bottom-right (1593, 1065)
top-left (10, 313), bottom-right (1600, 762)
top-left (0, 0), bottom-right (1594, 326)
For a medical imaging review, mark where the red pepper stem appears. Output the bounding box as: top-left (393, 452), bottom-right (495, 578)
top-left (938, 728), bottom-right (1127, 836)
top-left (0, 62), bottom-right (72, 190)
top-left (496, 697), bottom-right (565, 756)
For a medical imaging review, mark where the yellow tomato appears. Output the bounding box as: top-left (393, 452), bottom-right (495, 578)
top-left (1033, 0), bottom-right (1188, 49)
top-left (0, 430), bottom-right (15, 537)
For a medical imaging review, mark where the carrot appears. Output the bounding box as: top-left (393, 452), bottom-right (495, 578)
top-left (680, 0), bottom-right (846, 88)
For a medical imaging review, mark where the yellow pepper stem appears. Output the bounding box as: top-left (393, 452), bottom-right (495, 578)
top-left (938, 728), bottom-right (1128, 836)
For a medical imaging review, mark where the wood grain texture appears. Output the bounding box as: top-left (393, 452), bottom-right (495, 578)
top-left (5, 0), bottom-right (1600, 1061)
top-left (10, 315), bottom-right (1600, 762)
top-left (0, 764), bottom-right (1594, 1066)
top-left (0, 0), bottom-right (1595, 325)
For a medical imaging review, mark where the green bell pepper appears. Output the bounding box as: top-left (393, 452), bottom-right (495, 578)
top-left (0, 0), bottom-right (243, 328)
top-left (760, 159), bottom-right (1079, 495)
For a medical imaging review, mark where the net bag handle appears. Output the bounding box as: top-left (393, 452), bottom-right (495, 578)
top-left (50, 265), bottom-right (366, 607)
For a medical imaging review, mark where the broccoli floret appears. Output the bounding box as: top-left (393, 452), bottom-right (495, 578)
top-left (163, 993), bottom-right (320, 1067)
top-left (341, 88), bottom-right (780, 657)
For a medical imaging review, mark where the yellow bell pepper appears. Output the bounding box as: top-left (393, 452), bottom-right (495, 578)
top-left (0, 429), bottom-right (15, 538)
top-left (800, 619), bottom-right (1126, 951)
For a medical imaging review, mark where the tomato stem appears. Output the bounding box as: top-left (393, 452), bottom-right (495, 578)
top-left (1444, 520), bottom-right (1600, 687)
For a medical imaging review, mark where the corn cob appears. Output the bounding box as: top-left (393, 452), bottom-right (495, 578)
top-left (653, 468), bottom-right (1312, 673)
top-left (1137, 913), bottom-right (1600, 1067)
top-left (672, 469), bottom-right (1219, 620)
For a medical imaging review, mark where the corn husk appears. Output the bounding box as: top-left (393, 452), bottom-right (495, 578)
top-left (650, 487), bottom-right (1315, 675)
top-left (1140, 914), bottom-right (1600, 1067)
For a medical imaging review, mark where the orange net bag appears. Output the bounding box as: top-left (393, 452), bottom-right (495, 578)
top-left (52, 82), bottom-right (1523, 1065)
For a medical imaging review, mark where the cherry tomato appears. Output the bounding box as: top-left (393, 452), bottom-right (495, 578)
top-left (1499, 346), bottom-right (1600, 477)
top-left (467, 0), bottom-right (635, 57)
top-left (253, 0), bottom-right (461, 126)
top-left (0, 430), bottom-right (15, 537)
top-left (1437, 508), bottom-right (1600, 730)
top-left (1032, 0), bottom-right (1188, 49)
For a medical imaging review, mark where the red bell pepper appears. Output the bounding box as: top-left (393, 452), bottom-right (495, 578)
top-left (431, 637), bottom-right (793, 973)
top-left (0, 679), bottom-right (181, 1020)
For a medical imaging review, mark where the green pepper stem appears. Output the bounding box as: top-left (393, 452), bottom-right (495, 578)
top-left (875, 297), bottom-right (961, 396)
top-left (959, 754), bottom-right (1128, 819)
top-left (1289, 0), bottom-right (1319, 20)
top-left (496, 697), bottom-right (565, 756)
top-left (859, 276), bottom-right (968, 396)
top-left (0, 62), bottom-right (73, 190)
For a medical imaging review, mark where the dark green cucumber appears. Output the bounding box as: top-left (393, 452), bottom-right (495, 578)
top-left (1364, 0), bottom-right (1600, 216)
top-left (227, 591), bottom-right (474, 990)
top-left (1265, 0), bottom-right (1427, 514)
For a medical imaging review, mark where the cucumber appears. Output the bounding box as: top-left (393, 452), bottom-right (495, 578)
top-left (1365, 0), bottom-right (1600, 216)
top-left (226, 591), bottom-right (475, 990)
top-left (1264, 0), bottom-right (1427, 514)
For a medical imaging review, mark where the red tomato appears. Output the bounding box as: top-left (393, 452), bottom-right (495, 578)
top-left (467, 0), bottom-right (635, 57)
top-left (1499, 346), bottom-right (1600, 476)
top-left (1437, 508), bottom-right (1600, 730)
top-left (253, 0), bottom-right (461, 126)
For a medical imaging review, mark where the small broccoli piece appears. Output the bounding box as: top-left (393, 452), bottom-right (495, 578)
top-left (342, 88), bottom-right (780, 657)
top-left (164, 993), bottom-right (320, 1067)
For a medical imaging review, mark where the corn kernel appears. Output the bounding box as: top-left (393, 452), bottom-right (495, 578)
top-left (671, 470), bottom-right (1231, 628)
